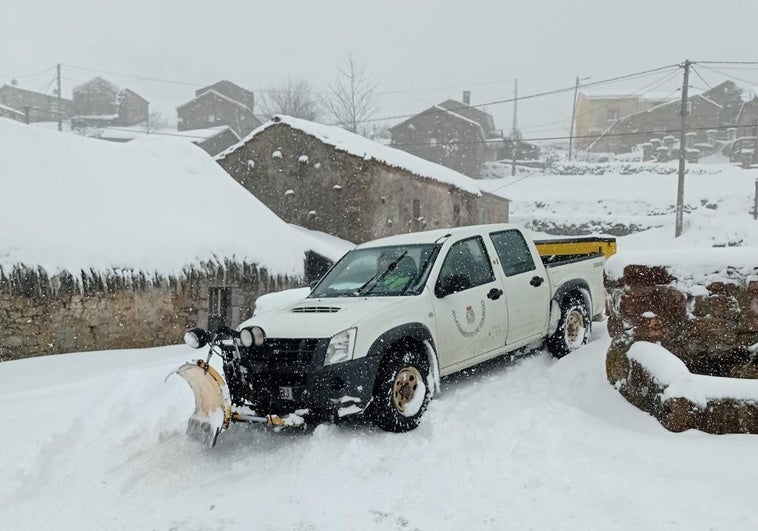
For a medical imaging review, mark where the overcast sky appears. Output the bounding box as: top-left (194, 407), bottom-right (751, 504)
top-left (2, 0), bottom-right (757, 138)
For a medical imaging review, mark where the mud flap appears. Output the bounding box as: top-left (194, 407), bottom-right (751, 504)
top-left (170, 360), bottom-right (232, 448)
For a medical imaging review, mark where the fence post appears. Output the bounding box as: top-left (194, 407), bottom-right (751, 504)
top-left (754, 179), bottom-right (758, 220)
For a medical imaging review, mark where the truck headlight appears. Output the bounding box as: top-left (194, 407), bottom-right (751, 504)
top-left (324, 328), bottom-right (357, 366)
top-left (184, 328), bottom-right (208, 349)
top-left (239, 326), bottom-right (265, 348)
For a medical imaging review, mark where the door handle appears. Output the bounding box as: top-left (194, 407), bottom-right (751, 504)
top-left (487, 288), bottom-right (503, 300)
top-left (530, 276), bottom-right (544, 287)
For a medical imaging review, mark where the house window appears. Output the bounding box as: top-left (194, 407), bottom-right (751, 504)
top-left (412, 199), bottom-right (421, 220)
top-left (453, 204), bottom-right (461, 227)
top-left (429, 137), bottom-right (438, 146)
top-left (479, 207), bottom-right (491, 224)
top-left (208, 113), bottom-right (216, 123)
top-left (606, 109), bottom-right (619, 123)
top-left (208, 287), bottom-right (232, 331)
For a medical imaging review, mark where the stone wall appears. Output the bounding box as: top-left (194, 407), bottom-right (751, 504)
top-left (605, 256), bottom-right (758, 434)
top-left (0, 262), bottom-right (300, 362)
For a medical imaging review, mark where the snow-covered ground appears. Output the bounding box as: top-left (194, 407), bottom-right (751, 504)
top-left (482, 158), bottom-right (758, 249)
top-left (1, 322), bottom-right (756, 531)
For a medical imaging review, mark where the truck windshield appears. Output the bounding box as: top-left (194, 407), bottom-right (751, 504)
top-left (309, 244), bottom-right (440, 298)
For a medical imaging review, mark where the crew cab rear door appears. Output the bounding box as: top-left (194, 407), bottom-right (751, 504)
top-left (488, 228), bottom-right (550, 344)
top-left (430, 235), bottom-right (508, 372)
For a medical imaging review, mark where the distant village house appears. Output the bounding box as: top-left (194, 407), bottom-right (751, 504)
top-left (177, 80), bottom-right (262, 138)
top-left (0, 81), bottom-right (72, 123)
top-left (71, 76), bottom-right (149, 128)
top-left (389, 92), bottom-right (505, 179)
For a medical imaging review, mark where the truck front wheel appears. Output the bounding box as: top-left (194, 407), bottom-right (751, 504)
top-left (547, 293), bottom-right (591, 358)
top-left (368, 347), bottom-right (430, 432)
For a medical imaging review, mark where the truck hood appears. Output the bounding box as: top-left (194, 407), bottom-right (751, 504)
top-left (237, 297), bottom-right (410, 339)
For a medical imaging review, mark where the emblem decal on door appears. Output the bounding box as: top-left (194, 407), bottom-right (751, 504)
top-left (451, 300), bottom-right (486, 337)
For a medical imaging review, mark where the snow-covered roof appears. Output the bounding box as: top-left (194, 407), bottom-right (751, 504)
top-left (217, 115), bottom-right (487, 196)
top-left (0, 119), bottom-right (351, 276)
top-left (0, 103), bottom-right (24, 117)
top-left (176, 89), bottom-right (252, 112)
top-left (432, 104), bottom-right (484, 129)
top-left (96, 125), bottom-right (238, 143)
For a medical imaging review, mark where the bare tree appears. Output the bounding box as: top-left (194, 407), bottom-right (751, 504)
top-left (258, 77), bottom-right (321, 121)
top-left (323, 53), bottom-right (379, 134)
top-left (147, 111), bottom-right (169, 133)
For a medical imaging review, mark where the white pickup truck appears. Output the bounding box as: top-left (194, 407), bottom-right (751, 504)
top-left (176, 224), bottom-right (615, 445)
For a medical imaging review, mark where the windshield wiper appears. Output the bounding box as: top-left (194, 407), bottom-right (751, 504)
top-left (355, 251), bottom-right (407, 296)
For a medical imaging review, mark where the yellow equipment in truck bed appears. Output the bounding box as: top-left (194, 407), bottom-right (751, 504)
top-left (534, 236), bottom-right (617, 260)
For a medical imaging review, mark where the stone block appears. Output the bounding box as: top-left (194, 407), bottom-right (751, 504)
top-left (692, 295), bottom-right (739, 319)
top-left (707, 281), bottom-right (741, 296)
top-left (660, 397), bottom-right (699, 432)
top-left (621, 264), bottom-right (675, 287)
top-left (620, 286), bottom-right (687, 324)
top-left (606, 336), bottom-right (632, 384)
top-left (634, 315), bottom-right (666, 342)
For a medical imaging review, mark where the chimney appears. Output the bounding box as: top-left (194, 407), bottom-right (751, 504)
top-left (462, 90), bottom-right (471, 105)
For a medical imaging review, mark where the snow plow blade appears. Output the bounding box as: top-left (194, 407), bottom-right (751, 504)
top-left (171, 360), bottom-right (231, 448)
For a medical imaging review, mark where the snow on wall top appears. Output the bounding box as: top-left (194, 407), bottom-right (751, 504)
top-left (217, 115), bottom-right (484, 197)
top-left (0, 119), bottom-right (352, 276)
top-left (628, 341), bottom-right (758, 407)
top-left (605, 248), bottom-right (758, 285)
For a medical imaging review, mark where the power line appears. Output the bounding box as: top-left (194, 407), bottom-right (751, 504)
top-left (695, 61), bottom-right (758, 66)
top-left (696, 64), bottom-right (758, 89)
top-left (388, 123), bottom-right (758, 147)
top-left (330, 63), bottom-right (681, 127)
top-left (0, 65), bottom-right (57, 81)
top-left (63, 64), bottom-right (204, 87)
top-left (521, 68), bottom-right (682, 135)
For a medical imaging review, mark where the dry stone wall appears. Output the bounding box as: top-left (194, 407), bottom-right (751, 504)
top-left (605, 254), bottom-right (758, 434)
top-left (0, 262), bottom-right (299, 362)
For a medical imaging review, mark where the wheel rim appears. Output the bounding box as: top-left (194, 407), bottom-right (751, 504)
top-left (392, 366), bottom-right (422, 414)
top-left (565, 309), bottom-right (586, 348)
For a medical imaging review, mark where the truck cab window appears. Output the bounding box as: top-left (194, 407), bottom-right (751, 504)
top-left (436, 236), bottom-right (495, 294)
top-left (490, 230), bottom-right (535, 276)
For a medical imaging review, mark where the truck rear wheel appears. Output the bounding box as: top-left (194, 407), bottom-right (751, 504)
top-left (547, 293), bottom-right (590, 358)
top-left (368, 346), bottom-right (430, 432)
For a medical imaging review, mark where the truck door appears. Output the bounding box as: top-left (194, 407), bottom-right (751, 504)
top-left (489, 229), bottom-right (550, 344)
top-left (431, 235), bottom-right (508, 371)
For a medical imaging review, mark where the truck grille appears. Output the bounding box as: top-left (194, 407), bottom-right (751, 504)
top-left (244, 338), bottom-right (320, 386)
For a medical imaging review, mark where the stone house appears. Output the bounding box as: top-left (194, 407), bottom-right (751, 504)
top-left (0, 83), bottom-right (72, 122)
top-left (389, 92), bottom-right (503, 178)
top-left (589, 81), bottom-right (744, 154)
top-left (177, 80), bottom-right (261, 137)
top-left (72, 77), bottom-right (149, 128)
top-left (574, 90), bottom-right (671, 150)
top-left (216, 115), bottom-right (509, 244)
top-left (735, 96), bottom-right (758, 138)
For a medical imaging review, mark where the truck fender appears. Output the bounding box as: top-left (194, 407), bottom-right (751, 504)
top-left (366, 323), bottom-right (441, 396)
top-left (552, 279), bottom-right (592, 318)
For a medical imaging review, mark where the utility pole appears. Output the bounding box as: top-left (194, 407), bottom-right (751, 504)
top-left (675, 59), bottom-right (691, 238)
top-left (56, 63), bottom-right (62, 132)
top-left (568, 76), bottom-right (580, 161)
top-left (511, 78), bottom-right (518, 177)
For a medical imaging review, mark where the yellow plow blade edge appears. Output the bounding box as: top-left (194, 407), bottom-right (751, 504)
top-left (170, 360), bottom-right (232, 448)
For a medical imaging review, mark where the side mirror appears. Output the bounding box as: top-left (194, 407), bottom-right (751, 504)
top-left (435, 274), bottom-right (471, 298)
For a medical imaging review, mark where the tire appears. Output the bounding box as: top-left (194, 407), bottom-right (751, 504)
top-left (547, 293), bottom-right (591, 358)
top-left (368, 345), bottom-right (431, 432)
